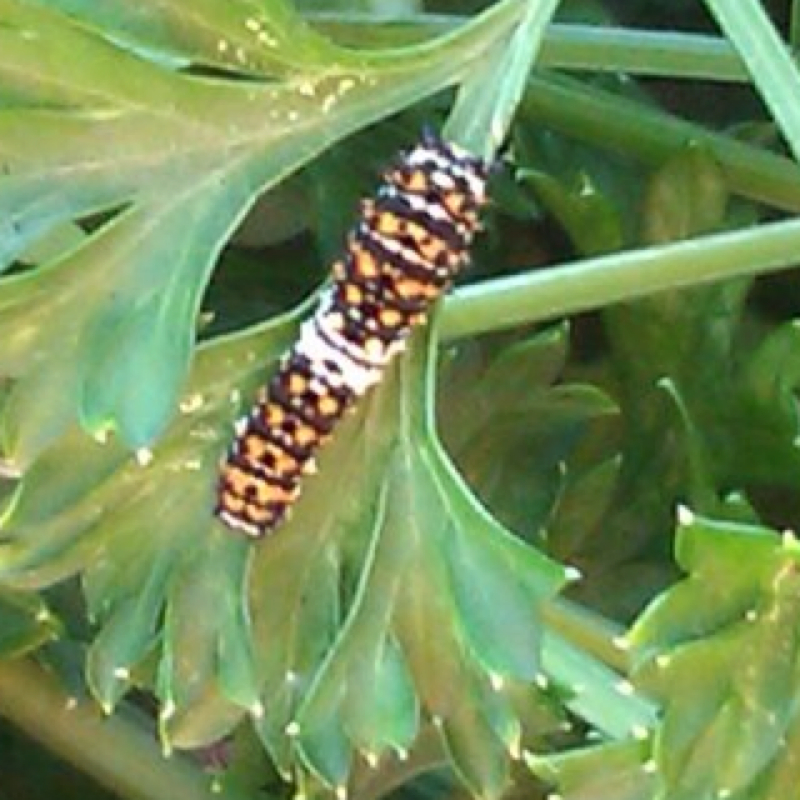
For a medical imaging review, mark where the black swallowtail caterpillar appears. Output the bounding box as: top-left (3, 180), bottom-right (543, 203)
top-left (215, 131), bottom-right (490, 537)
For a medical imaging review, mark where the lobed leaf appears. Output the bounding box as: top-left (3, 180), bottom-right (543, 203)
top-left (0, 0), bottom-right (521, 463)
top-left (0, 312), bottom-right (568, 796)
top-left (528, 739), bottom-right (657, 800)
top-left (628, 510), bottom-right (800, 799)
top-left (0, 587), bottom-right (59, 658)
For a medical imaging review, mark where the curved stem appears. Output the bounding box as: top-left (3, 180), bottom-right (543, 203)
top-left (0, 658), bottom-right (251, 800)
top-left (521, 72), bottom-right (800, 213)
top-left (440, 216), bottom-right (800, 341)
top-left (312, 15), bottom-right (747, 82)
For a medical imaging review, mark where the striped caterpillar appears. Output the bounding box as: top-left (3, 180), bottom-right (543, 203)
top-left (215, 132), bottom-right (490, 537)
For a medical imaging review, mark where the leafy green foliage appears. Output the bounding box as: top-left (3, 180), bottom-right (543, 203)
top-left (0, 0), bottom-right (518, 464)
top-left (629, 511), bottom-right (800, 800)
top-left (0, 588), bottom-right (59, 658)
top-left (4, 1), bottom-right (800, 800)
top-left (0, 316), bottom-right (568, 797)
top-left (438, 322), bottom-right (620, 550)
top-left (529, 512), bottom-right (800, 800)
top-left (529, 738), bottom-right (657, 800)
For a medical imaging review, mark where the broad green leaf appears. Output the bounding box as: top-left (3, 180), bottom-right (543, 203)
top-left (629, 510), bottom-right (800, 799)
top-left (0, 0), bottom-right (521, 463)
top-left (0, 312), bottom-right (568, 795)
top-left (541, 631), bottom-right (658, 741)
top-left (439, 325), bottom-right (618, 541)
top-left (342, 635), bottom-right (418, 763)
top-left (0, 587), bottom-right (59, 658)
top-left (641, 146), bottom-right (728, 244)
top-left (156, 531), bottom-right (259, 747)
top-left (23, 0), bottom-right (348, 77)
top-left (514, 121), bottom-right (635, 255)
top-left (546, 455), bottom-right (621, 561)
top-left (520, 168), bottom-right (625, 255)
top-left (528, 739), bottom-right (657, 800)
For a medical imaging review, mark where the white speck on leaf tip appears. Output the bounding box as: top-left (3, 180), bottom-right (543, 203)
top-left (236, 47), bottom-right (247, 64)
top-left (113, 667), bottom-right (130, 680)
top-left (251, 701), bottom-right (265, 719)
top-left (431, 715), bottom-right (443, 727)
top-left (245, 17), bottom-right (260, 31)
top-left (135, 448), bottom-right (154, 467)
top-left (286, 670), bottom-right (298, 683)
top-left (642, 759), bottom-right (658, 774)
top-left (338, 78), bottom-right (355, 93)
top-left (783, 529), bottom-right (798, 546)
top-left (395, 747), bottom-right (408, 761)
top-left (508, 735), bottom-right (522, 760)
top-left (65, 697), bottom-right (79, 711)
top-left (564, 565), bottom-right (582, 582)
top-left (535, 673), bottom-right (550, 690)
top-left (179, 394), bottom-right (204, 413)
top-left (229, 389), bottom-right (241, 405)
top-left (613, 635), bottom-right (630, 651)
top-left (616, 679), bottom-right (635, 696)
top-left (183, 458), bottom-right (202, 471)
top-left (631, 724), bottom-right (650, 740)
top-left (364, 751), bottom-right (379, 768)
top-left (93, 428), bottom-right (111, 445)
top-left (258, 31), bottom-right (277, 46)
top-left (322, 95), bottom-right (337, 114)
top-left (217, 39), bottom-right (229, 54)
top-left (0, 459), bottom-right (21, 478)
top-left (656, 654), bottom-right (672, 668)
top-left (285, 721), bottom-right (301, 737)
top-left (211, 778), bottom-right (223, 794)
top-left (745, 609), bottom-right (758, 622)
top-left (335, 786), bottom-right (347, 800)
top-left (288, 111), bottom-right (299, 122)
top-left (490, 117), bottom-right (504, 149)
top-left (489, 672), bottom-right (505, 691)
top-left (546, 794), bottom-right (563, 800)
top-left (717, 789), bottom-right (732, 799)
top-left (160, 700), bottom-right (176, 721)
top-left (677, 505), bottom-right (694, 525)
top-left (35, 608), bottom-right (51, 622)
top-left (298, 81), bottom-right (315, 97)
top-left (101, 702), bottom-right (113, 716)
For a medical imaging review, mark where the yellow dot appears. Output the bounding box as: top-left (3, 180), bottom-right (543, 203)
top-left (318, 395), bottom-right (339, 416)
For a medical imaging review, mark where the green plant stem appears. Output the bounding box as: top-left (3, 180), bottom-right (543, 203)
top-left (440, 215), bottom-right (800, 341)
top-left (521, 72), bottom-right (800, 213)
top-left (312, 16), bottom-right (747, 81)
top-left (704, 0), bottom-right (800, 161)
top-left (447, 0), bottom-right (561, 157)
top-left (0, 658), bottom-right (249, 800)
